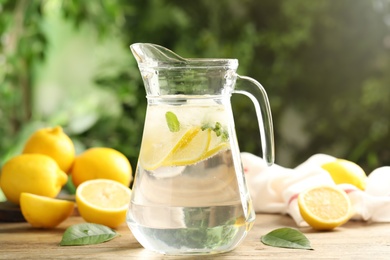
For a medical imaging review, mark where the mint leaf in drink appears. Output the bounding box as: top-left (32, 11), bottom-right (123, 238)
top-left (261, 227), bottom-right (313, 250)
top-left (201, 122), bottom-right (229, 141)
top-left (165, 111), bottom-right (180, 132)
top-left (60, 223), bottom-right (119, 246)
top-left (214, 122), bottom-right (222, 136)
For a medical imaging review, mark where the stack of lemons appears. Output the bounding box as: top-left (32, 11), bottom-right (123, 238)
top-left (0, 126), bottom-right (132, 229)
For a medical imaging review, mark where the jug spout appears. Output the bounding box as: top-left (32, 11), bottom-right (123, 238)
top-left (130, 43), bottom-right (187, 67)
top-left (130, 43), bottom-right (238, 69)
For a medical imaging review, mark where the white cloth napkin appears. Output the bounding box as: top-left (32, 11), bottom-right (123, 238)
top-left (241, 152), bottom-right (390, 226)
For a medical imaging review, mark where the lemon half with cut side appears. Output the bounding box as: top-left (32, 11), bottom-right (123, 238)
top-left (20, 193), bottom-right (75, 228)
top-left (76, 179), bottom-right (131, 228)
top-left (298, 185), bottom-right (352, 230)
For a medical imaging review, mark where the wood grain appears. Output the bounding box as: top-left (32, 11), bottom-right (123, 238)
top-left (1, 213), bottom-right (390, 259)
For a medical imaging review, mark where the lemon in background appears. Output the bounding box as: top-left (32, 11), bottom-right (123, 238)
top-left (0, 154), bottom-right (68, 204)
top-left (321, 159), bottom-right (367, 190)
top-left (23, 126), bottom-right (75, 173)
top-left (76, 179), bottom-right (131, 228)
top-left (20, 193), bottom-right (75, 228)
top-left (71, 147), bottom-right (132, 187)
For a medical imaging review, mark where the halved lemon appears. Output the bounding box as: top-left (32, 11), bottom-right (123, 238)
top-left (20, 193), bottom-right (75, 228)
top-left (76, 179), bottom-right (131, 228)
top-left (298, 185), bottom-right (352, 230)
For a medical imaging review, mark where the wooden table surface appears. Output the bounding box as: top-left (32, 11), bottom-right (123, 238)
top-left (1, 213), bottom-right (390, 259)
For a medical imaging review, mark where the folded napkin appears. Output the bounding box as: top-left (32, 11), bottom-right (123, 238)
top-left (241, 152), bottom-right (390, 226)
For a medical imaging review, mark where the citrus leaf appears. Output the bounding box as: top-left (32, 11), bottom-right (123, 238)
top-left (165, 111), bottom-right (180, 132)
top-left (60, 223), bottom-right (119, 246)
top-left (261, 227), bottom-right (313, 250)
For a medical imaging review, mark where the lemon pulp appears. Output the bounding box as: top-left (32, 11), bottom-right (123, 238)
top-left (298, 185), bottom-right (352, 230)
top-left (76, 179), bottom-right (132, 228)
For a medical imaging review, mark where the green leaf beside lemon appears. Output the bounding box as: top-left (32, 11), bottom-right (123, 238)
top-left (60, 223), bottom-right (119, 246)
top-left (261, 227), bottom-right (313, 250)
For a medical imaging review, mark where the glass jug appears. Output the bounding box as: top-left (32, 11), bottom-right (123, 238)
top-left (126, 43), bottom-right (274, 255)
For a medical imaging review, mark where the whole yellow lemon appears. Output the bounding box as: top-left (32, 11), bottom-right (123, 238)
top-left (71, 147), bottom-right (132, 187)
top-left (0, 154), bottom-right (68, 204)
top-left (23, 126), bottom-right (75, 173)
top-left (321, 159), bottom-right (367, 190)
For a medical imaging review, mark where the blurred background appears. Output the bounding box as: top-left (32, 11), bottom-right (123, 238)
top-left (1, 0), bottom-right (389, 175)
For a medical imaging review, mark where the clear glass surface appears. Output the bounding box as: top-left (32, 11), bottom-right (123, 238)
top-left (127, 43), bottom-right (274, 255)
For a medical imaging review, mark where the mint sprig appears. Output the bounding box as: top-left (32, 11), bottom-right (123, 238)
top-left (201, 122), bottom-right (229, 141)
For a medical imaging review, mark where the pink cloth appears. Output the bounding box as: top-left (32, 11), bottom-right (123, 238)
top-left (242, 152), bottom-right (390, 226)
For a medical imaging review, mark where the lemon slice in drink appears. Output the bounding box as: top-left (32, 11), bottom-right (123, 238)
top-left (200, 129), bottom-right (229, 161)
top-left (140, 126), bottom-right (230, 171)
top-left (140, 127), bottom-right (207, 170)
top-left (163, 128), bottom-right (212, 167)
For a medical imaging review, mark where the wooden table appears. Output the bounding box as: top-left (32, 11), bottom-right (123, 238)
top-left (1, 213), bottom-right (390, 259)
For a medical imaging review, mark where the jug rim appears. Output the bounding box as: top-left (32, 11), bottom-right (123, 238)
top-left (136, 58), bottom-right (239, 69)
top-left (130, 43), bottom-right (238, 69)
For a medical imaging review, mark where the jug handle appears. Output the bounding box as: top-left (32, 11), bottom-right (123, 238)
top-left (233, 75), bottom-right (275, 166)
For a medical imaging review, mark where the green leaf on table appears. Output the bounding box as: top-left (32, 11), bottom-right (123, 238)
top-left (60, 223), bottom-right (119, 246)
top-left (261, 227), bottom-right (313, 250)
top-left (165, 111), bottom-right (180, 132)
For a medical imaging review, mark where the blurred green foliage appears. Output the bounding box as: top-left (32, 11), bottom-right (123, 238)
top-left (1, 0), bottom-right (389, 174)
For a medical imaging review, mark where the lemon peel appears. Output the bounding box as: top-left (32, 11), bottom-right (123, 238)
top-left (321, 159), bottom-right (367, 190)
top-left (22, 126), bottom-right (75, 173)
top-left (71, 147), bottom-right (132, 187)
